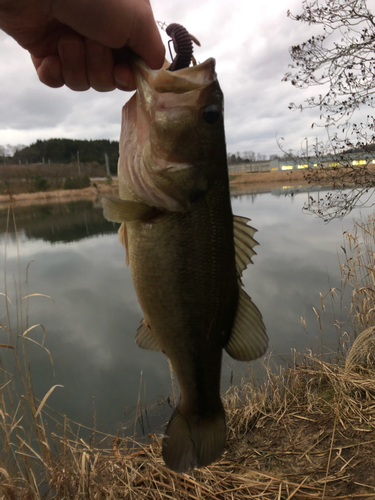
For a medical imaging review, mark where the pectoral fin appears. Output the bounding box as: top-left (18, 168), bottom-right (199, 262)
top-left (135, 319), bottom-right (162, 352)
top-left (225, 286), bottom-right (268, 361)
top-left (101, 196), bottom-right (155, 222)
top-left (233, 215), bottom-right (259, 277)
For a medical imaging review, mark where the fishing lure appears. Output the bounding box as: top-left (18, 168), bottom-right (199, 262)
top-left (165, 23), bottom-right (201, 71)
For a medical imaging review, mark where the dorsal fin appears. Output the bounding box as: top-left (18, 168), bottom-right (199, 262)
top-left (233, 215), bottom-right (259, 277)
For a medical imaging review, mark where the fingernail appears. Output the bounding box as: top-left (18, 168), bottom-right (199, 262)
top-left (114, 77), bottom-right (134, 91)
top-left (113, 66), bottom-right (136, 91)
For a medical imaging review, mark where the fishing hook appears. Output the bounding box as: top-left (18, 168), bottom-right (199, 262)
top-left (160, 22), bottom-right (201, 71)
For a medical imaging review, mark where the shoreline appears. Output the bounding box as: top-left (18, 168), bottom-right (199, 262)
top-left (229, 169), bottom-right (309, 185)
top-left (229, 169), bottom-right (333, 190)
top-left (0, 170), bottom-right (326, 208)
top-left (0, 182), bottom-right (119, 207)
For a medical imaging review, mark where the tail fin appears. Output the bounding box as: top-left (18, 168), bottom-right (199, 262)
top-left (162, 405), bottom-right (226, 473)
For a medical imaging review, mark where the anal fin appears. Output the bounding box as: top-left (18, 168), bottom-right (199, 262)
top-left (225, 285), bottom-right (268, 361)
top-left (118, 222), bottom-right (130, 266)
top-left (135, 318), bottom-right (162, 352)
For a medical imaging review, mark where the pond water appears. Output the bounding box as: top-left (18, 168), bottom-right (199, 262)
top-left (0, 187), bottom-right (372, 438)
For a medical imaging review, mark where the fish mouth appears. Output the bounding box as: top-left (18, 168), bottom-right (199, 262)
top-left (132, 57), bottom-right (217, 107)
top-left (153, 58), bottom-right (216, 93)
top-left (119, 57), bottom-right (221, 210)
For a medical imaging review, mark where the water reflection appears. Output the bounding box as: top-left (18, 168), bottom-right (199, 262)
top-left (0, 190), bottom-right (370, 437)
top-left (0, 200), bottom-right (115, 243)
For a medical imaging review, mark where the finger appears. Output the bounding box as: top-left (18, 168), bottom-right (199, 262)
top-left (126, 2), bottom-right (165, 70)
top-left (113, 63), bottom-right (136, 91)
top-left (58, 35), bottom-right (89, 91)
top-left (53, 0), bottom-right (165, 68)
top-left (85, 39), bottom-right (115, 92)
top-left (31, 54), bottom-right (64, 88)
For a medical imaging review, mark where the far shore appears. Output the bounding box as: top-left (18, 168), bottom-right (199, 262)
top-left (229, 168), bottom-right (312, 185)
top-left (0, 170), bottom-right (325, 208)
top-left (0, 181), bottom-right (119, 207)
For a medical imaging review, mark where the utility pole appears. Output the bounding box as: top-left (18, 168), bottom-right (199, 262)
top-left (104, 152), bottom-right (110, 176)
top-left (77, 150), bottom-right (81, 175)
top-left (302, 138), bottom-right (309, 166)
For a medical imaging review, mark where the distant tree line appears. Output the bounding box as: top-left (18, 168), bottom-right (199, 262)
top-left (0, 138), bottom-right (119, 173)
top-left (1, 140), bottom-right (288, 169)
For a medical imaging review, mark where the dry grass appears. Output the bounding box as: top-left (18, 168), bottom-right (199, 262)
top-left (1, 209), bottom-right (375, 499)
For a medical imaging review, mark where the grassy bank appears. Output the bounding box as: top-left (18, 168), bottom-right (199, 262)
top-left (0, 172), bottom-right (310, 208)
top-left (229, 169), bottom-right (308, 185)
top-left (0, 168), bottom-right (329, 208)
top-left (0, 179), bottom-right (119, 206)
top-left (0, 163), bottom-right (109, 194)
top-left (1, 211), bottom-right (375, 498)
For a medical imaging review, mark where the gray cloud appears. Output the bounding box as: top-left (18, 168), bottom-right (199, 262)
top-left (0, 0), bottom-right (329, 155)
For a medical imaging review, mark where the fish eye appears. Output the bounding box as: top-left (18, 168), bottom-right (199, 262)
top-left (202, 104), bottom-right (220, 124)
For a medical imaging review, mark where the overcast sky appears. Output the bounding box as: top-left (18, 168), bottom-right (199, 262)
top-left (0, 0), bottom-right (329, 158)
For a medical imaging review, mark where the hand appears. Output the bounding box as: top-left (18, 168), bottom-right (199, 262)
top-left (0, 0), bottom-right (165, 92)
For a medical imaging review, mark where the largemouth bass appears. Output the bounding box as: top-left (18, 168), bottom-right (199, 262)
top-left (102, 56), bottom-right (268, 472)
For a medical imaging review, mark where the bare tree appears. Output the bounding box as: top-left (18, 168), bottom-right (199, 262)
top-left (284, 0), bottom-right (375, 129)
top-left (283, 0), bottom-right (375, 220)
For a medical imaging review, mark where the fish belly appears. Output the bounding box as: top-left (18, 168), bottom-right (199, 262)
top-left (128, 191), bottom-right (237, 376)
